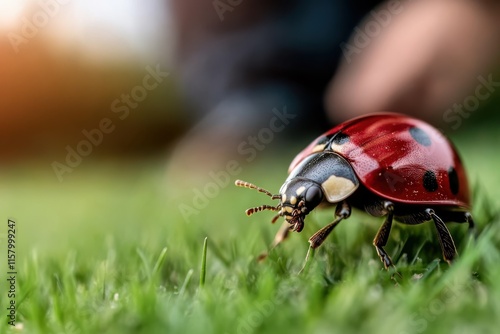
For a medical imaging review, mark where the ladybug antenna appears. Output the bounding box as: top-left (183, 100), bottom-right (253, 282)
top-left (245, 205), bottom-right (280, 217)
top-left (234, 180), bottom-right (281, 200)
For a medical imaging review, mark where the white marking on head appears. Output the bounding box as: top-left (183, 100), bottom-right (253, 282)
top-left (290, 196), bottom-right (297, 205)
top-left (296, 186), bottom-right (306, 196)
top-left (312, 144), bottom-right (326, 153)
top-left (282, 194), bottom-right (287, 203)
top-left (321, 175), bottom-right (358, 203)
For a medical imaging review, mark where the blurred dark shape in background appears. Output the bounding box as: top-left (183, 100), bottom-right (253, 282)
top-left (170, 0), bottom-right (381, 130)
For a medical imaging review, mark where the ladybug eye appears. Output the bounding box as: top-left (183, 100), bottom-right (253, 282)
top-left (305, 186), bottom-right (323, 208)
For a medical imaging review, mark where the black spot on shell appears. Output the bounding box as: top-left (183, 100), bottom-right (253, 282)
top-left (409, 127), bottom-right (431, 146)
top-left (448, 167), bottom-right (459, 195)
top-left (423, 170), bottom-right (438, 192)
top-left (331, 132), bottom-right (350, 145)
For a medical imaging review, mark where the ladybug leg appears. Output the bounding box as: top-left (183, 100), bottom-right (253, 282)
top-left (308, 201), bottom-right (351, 248)
top-left (299, 201), bottom-right (350, 274)
top-left (426, 208), bottom-right (458, 264)
top-left (465, 212), bottom-right (476, 236)
top-left (373, 201), bottom-right (396, 270)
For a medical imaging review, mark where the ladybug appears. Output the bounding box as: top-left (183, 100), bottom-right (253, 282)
top-left (235, 112), bottom-right (475, 269)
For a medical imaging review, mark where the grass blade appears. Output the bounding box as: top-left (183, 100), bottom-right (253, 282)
top-left (152, 247), bottom-right (168, 278)
top-left (179, 269), bottom-right (194, 296)
top-left (136, 248), bottom-right (152, 280)
top-left (200, 237), bottom-right (208, 288)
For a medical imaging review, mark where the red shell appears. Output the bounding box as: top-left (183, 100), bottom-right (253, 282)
top-left (289, 112), bottom-right (470, 208)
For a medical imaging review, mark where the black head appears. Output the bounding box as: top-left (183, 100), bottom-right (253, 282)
top-left (277, 177), bottom-right (324, 232)
top-left (235, 178), bottom-right (324, 232)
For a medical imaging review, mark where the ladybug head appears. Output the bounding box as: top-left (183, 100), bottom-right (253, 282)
top-left (235, 178), bottom-right (324, 232)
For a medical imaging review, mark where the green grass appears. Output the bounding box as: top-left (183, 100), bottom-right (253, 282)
top-left (1, 124), bottom-right (500, 334)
